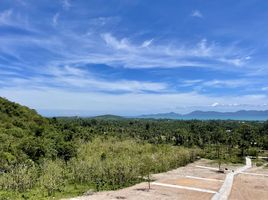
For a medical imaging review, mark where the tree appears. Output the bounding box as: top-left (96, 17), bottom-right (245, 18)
top-left (237, 124), bottom-right (255, 156)
top-left (139, 154), bottom-right (154, 191)
top-left (40, 160), bottom-right (65, 196)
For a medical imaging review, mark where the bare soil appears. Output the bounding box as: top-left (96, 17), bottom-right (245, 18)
top-left (65, 159), bottom-right (268, 200)
top-left (229, 172), bottom-right (268, 200)
top-left (161, 177), bottom-right (222, 191)
top-left (65, 159), bottom-right (243, 200)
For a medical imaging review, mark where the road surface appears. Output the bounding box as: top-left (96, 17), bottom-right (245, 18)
top-left (211, 157), bottom-right (252, 200)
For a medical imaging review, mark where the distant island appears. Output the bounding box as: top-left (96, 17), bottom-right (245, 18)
top-left (137, 110), bottom-right (268, 120)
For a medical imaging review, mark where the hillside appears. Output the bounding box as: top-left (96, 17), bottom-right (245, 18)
top-left (0, 97), bottom-right (48, 128)
top-left (91, 114), bottom-right (125, 120)
top-left (0, 97), bottom-right (75, 171)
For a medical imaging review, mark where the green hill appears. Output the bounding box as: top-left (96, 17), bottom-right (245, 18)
top-left (92, 114), bottom-right (125, 120)
top-left (0, 97), bottom-right (44, 122)
top-left (0, 97), bottom-right (75, 171)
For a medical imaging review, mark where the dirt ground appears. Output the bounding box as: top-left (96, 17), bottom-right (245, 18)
top-left (229, 166), bottom-right (268, 200)
top-left (160, 177), bottom-right (222, 191)
top-left (65, 159), bottom-right (243, 200)
top-left (65, 159), bottom-right (268, 200)
top-left (68, 182), bottom-right (214, 200)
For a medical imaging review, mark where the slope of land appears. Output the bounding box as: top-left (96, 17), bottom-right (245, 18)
top-left (64, 159), bottom-right (240, 200)
top-left (66, 158), bottom-right (268, 200)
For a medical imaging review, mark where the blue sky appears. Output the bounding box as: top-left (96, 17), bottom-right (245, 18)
top-left (1, 0), bottom-right (268, 116)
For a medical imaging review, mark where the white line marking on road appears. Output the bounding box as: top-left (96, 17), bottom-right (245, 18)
top-left (152, 182), bottom-right (218, 194)
top-left (239, 172), bottom-right (268, 177)
top-left (185, 175), bottom-right (224, 182)
top-left (195, 165), bottom-right (219, 171)
top-left (258, 156), bottom-right (268, 159)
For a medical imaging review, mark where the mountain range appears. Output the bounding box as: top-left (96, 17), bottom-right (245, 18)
top-left (137, 110), bottom-right (268, 120)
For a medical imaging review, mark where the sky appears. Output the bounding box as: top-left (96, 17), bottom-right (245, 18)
top-left (1, 0), bottom-right (268, 116)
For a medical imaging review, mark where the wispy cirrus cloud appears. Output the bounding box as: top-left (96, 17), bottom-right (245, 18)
top-left (61, 0), bottom-right (71, 10)
top-left (202, 79), bottom-right (251, 88)
top-left (98, 33), bottom-right (250, 68)
top-left (52, 13), bottom-right (60, 26)
top-left (0, 6), bottom-right (253, 72)
top-left (191, 10), bottom-right (203, 18)
top-left (48, 65), bottom-right (168, 92)
top-left (2, 29), bottom-right (248, 71)
top-left (0, 9), bottom-right (13, 25)
top-left (141, 39), bottom-right (154, 48)
top-left (0, 65), bottom-right (168, 93)
top-left (1, 0), bottom-right (267, 116)
top-left (0, 8), bottom-right (32, 31)
top-left (179, 78), bottom-right (267, 94)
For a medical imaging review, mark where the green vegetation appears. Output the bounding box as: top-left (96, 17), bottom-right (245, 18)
top-left (0, 97), bottom-right (267, 199)
top-left (0, 137), bottom-right (199, 199)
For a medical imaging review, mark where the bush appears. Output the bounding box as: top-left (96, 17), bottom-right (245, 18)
top-left (246, 148), bottom-right (259, 157)
top-left (67, 137), bottom-right (200, 191)
top-left (256, 162), bottom-right (264, 167)
top-left (40, 160), bottom-right (65, 196)
top-left (0, 137), bottom-right (200, 198)
top-left (0, 162), bottom-right (38, 192)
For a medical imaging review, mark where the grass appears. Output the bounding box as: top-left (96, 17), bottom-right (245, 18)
top-left (0, 180), bottom-right (145, 200)
top-left (0, 184), bottom-right (92, 200)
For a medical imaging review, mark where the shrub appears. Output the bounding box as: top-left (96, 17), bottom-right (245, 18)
top-left (40, 160), bottom-right (65, 196)
top-left (0, 162), bottom-right (38, 192)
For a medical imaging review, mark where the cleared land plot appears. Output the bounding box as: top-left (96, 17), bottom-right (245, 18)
top-left (66, 159), bottom-right (268, 200)
top-left (245, 167), bottom-right (268, 175)
top-left (69, 182), bottom-right (214, 200)
top-left (229, 173), bottom-right (268, 200)
top-left (159, 177), bottom-right (222, 191)
top-left (151, 159), bottom-right (238, 181)
top-left (66, 159), bottom-right (234, 200)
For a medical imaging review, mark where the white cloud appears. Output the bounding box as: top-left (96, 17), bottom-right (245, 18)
top-left (202, 79), bottom-right (250, 88)
top-left (53, 13), bottom-right (60, 26)
top-left (262, 86), bottom-right (268, 91)
top-left (210, 102), bottom-right (240, 107)
top-left (0, 12), bottom-right (252, 72)
top-left (244, 67), bottom-right (268, 77)
top-left (209, 102), bottom-right (268, 108)
top-left (181, 79), bottom-right (203, 87)
top-left (191, 10), bottom-right (203, 18)
top-left (3, 65), bottom-right (168, 93)
top-left (54, 66), bottom-right (168, 92)
top-left (218, 58), bottom-right (245, 66)
top-left (1, 87), bottom-right (268, 116)
top-left (97, 33), bottom-right (249, 69)
top-left (102, 33), bottom-right (131, 50)
top-left (62, 0), bottom-right (71, 10)
top-left (211, 102), bottom-right (220, 107)
top-left (53, 75), bottom-right (167, 92)
top-left (0, 9), bottom-right (32, 30)
top-left (88, 16), bottom-right (120, 26)
top-left (141, 39), bottom-right (154, 48)
top-left (0, 3), bottom-right (265, 116)
top-left (0, 9), bottom-right (13, 25)
top-left (178, 78), bottom-right (263, 92)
